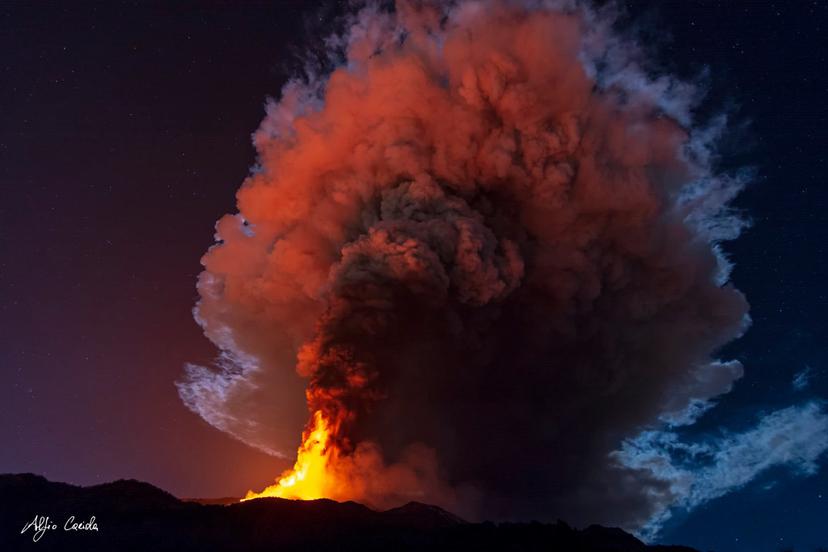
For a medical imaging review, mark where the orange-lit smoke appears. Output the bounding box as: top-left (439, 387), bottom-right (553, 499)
top-left (179, 0), bottom-right (751, 530)
top-left (243, 409), bottom-right (459, 510)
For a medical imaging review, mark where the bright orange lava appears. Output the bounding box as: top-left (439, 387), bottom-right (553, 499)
top-left (242, 411), bottom-right (334, 501)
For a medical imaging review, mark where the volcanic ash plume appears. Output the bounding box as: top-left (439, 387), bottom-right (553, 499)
top-left (178, 0), bottom-right (757, 531)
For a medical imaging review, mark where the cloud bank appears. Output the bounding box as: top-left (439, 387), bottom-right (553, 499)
top-left (177, 0), bottom-right (828, 536)
top-left (616, 401), bottom-right (828, 538)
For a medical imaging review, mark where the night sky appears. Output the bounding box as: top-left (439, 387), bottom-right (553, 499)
top-left (2, 2), bottom-right (827, 551)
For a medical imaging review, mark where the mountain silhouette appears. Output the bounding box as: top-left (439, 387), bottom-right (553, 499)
top-left (0, 473), bottom-right (697, 551)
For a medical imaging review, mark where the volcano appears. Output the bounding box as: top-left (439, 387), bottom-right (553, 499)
top-left (1, 473), bottom-right (698, 551)
top-left (174, 0), bottom-right (756, 533)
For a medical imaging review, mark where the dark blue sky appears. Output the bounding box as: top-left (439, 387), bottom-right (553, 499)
top-left (1, 2), bottom-right (826, 551)
top-left (639, 2), bottom-right (828, 550)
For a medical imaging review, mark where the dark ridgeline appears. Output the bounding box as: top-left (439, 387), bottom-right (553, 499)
top-left (0, 474), bottom-right (697, 551)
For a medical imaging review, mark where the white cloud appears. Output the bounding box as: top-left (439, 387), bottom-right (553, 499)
top-left (792, 366), bottom-right (813, 391)
top-left (614, 401), bottom-right (828, 540)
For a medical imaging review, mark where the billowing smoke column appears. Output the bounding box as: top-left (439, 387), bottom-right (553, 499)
top-left (178, 0), bottom-right (757, 532)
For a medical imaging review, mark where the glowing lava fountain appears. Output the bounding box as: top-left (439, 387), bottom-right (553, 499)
top-left (242, 411), bottom-right (335, 502)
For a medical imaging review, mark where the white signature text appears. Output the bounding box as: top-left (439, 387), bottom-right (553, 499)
top-left (20, 515), bottom-right (99, 542)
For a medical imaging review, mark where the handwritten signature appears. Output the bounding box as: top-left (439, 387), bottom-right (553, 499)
top-left (20, 515), bottom-right (99, 542)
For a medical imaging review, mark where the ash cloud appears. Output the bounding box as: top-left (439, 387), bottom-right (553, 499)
top-left (177, 0), bottom-right (827, 534)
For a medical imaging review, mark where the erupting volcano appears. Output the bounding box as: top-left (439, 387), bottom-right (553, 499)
top-left (178, 0), bottom-right (755, 535)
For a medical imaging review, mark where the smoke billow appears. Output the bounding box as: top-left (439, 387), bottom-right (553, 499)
top-left (178, 0), bottom-right (769, 533)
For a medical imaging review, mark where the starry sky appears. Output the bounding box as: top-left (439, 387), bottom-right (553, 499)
top-left (1, 2), bottom-right (826, 551)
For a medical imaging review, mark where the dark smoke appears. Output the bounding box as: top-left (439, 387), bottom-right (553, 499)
top-left (178, 0), bottom-right (764, 533)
